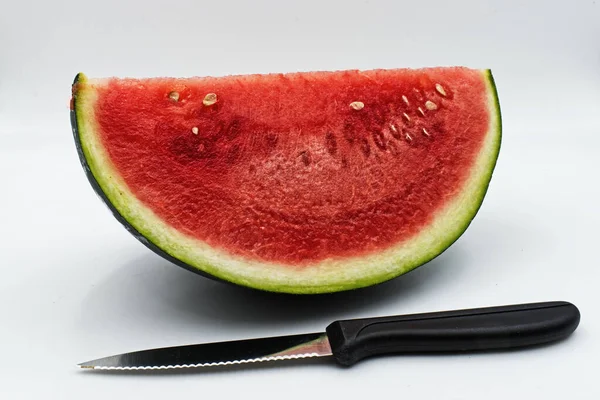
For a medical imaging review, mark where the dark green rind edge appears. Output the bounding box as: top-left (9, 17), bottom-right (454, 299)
top-left (70, 73), bottom-right (230, 288)
top-left (70, 70), bottom-right (502, 295)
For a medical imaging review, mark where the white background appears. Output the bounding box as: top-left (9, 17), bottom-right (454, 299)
top-left (1, 0), bottom-right (599, 398)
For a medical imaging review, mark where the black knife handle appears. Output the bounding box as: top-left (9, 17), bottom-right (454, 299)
top-left (325, 301), bottom-right (580, 366)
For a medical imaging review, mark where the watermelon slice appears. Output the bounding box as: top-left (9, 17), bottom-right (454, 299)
top-left (71, 67), bottom-right (501, 294)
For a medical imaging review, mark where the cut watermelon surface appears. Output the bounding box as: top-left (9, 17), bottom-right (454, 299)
top-left (71, 67), bottom-right (501, 294)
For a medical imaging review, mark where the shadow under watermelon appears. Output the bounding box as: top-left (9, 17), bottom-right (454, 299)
top-left (78, 242), bottom-right (472, 336)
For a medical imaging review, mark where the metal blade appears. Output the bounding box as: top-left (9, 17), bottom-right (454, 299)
top-left (78, 332), bottom-right (332, 371)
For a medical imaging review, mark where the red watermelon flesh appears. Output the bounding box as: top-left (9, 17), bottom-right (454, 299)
top-left (71, 67), bottom-right (501, 293)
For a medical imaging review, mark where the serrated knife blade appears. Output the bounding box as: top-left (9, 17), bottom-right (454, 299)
top-left (78, 301), bottom-right (580, 371)
top-left (79, 332), bottom-right (332, 370)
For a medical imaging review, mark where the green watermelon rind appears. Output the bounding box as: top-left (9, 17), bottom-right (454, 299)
top-left (71, 69), bottom-right (502, 294)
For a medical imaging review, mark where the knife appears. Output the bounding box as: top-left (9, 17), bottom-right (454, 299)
top-left (79, 301), bottom-right (580, 370)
